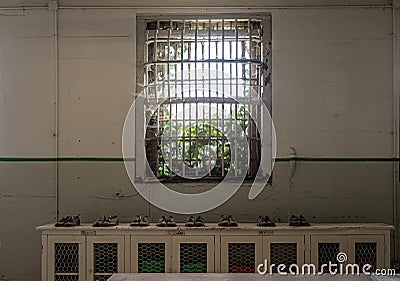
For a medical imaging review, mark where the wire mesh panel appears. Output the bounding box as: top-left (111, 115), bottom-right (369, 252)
top-left (228, 243), bottom-right (255, 273)
top-left (270, 243), bottom-right (297, 272)
top-left (93, 243), bottom-right (118, 281)
top-left (55, 243), bottom-right (79, 280)
top-left (355, 243), bottom-right (377, 271)
top-left (179, 243), bottom-right (207, 273)
top-left (55, 276), bottom-right (79, 281)
top-left (138, 243), bottom-right (166, 273)
top-left (93, 276), bottom-right (109, 281)
top-left (318, 243), bottom-right (340, 270)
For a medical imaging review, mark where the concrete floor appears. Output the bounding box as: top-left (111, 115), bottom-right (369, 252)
top-left (108, 273), bottom-right (400, 281)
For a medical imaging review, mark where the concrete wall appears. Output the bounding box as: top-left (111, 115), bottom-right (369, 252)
top-left (0, 1), bottom-right (397, 280)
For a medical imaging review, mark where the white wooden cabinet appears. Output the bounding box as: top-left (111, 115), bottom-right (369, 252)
top-left (310, 233), bottom-right (388, 275)
top-left (37, 223), bottom-right (393, 280)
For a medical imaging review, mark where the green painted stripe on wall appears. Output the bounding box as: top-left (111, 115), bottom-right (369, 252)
top-left (0, 157), bottom-right (135, 162)
top-left (0, 157), bottom-right (398, 162)
top-left (275, 157), bottom-right (400, 162)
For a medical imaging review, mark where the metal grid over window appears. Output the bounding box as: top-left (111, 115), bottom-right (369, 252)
top-left (179, 243), bottom-right (208, 273)
top-left (318, 243), bottom-right (340, 270)
top-left (143, 18), bottom-right (267, 179)
top-left (138, 243), bottom-right (166, 273)
top-left (270, 243), bottom-right (297, 272)
top-left (228, 243), bottom-right (255, 273)
top-left (55, 243), bottom-right (79, 280)
top-left (93, 243), bottom-right (118, 281)
top-left (355, 243), bottom-right (377, 271)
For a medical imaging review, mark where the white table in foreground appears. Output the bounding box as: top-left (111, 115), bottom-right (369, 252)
top-left (107, 273), bottom-right (400, 281)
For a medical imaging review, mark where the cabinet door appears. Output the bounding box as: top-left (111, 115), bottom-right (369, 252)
top-left (311, 235), bottom-right (348, 272)
top-left (48, 236), bottom-right (85, 281)
top-left (86, 236), bottom-right (125, 281)
top-left (220, 236), bottom-right (262, 273)
top-left (263, 236), bottom-right (305, 273)
top-left (131, 236), bottom-right (171, 273)
top-left (347, 235), bottom-right (385, 271)
top-left (172, 236), bottom-right (214, 273)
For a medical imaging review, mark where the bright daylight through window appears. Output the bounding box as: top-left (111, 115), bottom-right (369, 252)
top-left (140, 17), bottom-right (271, 180)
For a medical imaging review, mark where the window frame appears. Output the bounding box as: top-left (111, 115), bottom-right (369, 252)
top-left (135, 14), bottom-right (272, 182)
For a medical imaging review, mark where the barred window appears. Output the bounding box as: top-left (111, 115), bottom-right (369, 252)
top-left (137, 16), bottom-right (271, 180)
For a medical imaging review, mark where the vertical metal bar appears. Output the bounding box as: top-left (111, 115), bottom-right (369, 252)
top-left (248, 19), bottom-right (253, 176)
top-left (172, 41), bottom-right (177, 176)
top-left (221, 19), bottom-right (225, 176)
top-left (257, 21), bottom-right (262, 175)
top-left (175, 30), bottom-right (183, 175)
top-left (154, 23), bottom-right (158, 99)
top-left (170, 40), bottom-right (179, 175)
top-left (143, 22), bottom-right (150, 179)
top-left (215, 22), bottom-right (219, 176)
top-left (144, 29), bottom-right (148, 93)
top-left (167, 21), bottom-right (172, 176)
top-left (201, 27), bottom-right (205, 171)
top-left (201, 25), bottom-right (205, 171)
top-left (208, 19), bottom-right (212, 176)
top-left (154, 22), bottom-right (160, 177)
top-left (195, 19), bottom-right (199, 175)
top-left (160, 29), bottom-right (167, 175)
top-left (234, 19), bottom-right (239, 177)
top-left (229, 20), bottom-right (233, 176)
top-left (263, 16), bottom-right (273, 181)
top-left (181, 20), bottom-right (185, 177)
top-left (188, 27), bottom-right (192, 171)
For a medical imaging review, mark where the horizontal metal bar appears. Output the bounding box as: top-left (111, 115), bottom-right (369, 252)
top-left (146, 97), bottom-right (263, 105)
top-left (157, 136), bottom-right (261, 141)
top-left (143, 78), bottom-right (262, 83)
top-left (145, 58), bottom-right (264, 65)
top-left (145, 37), bottom-right (262, 43)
